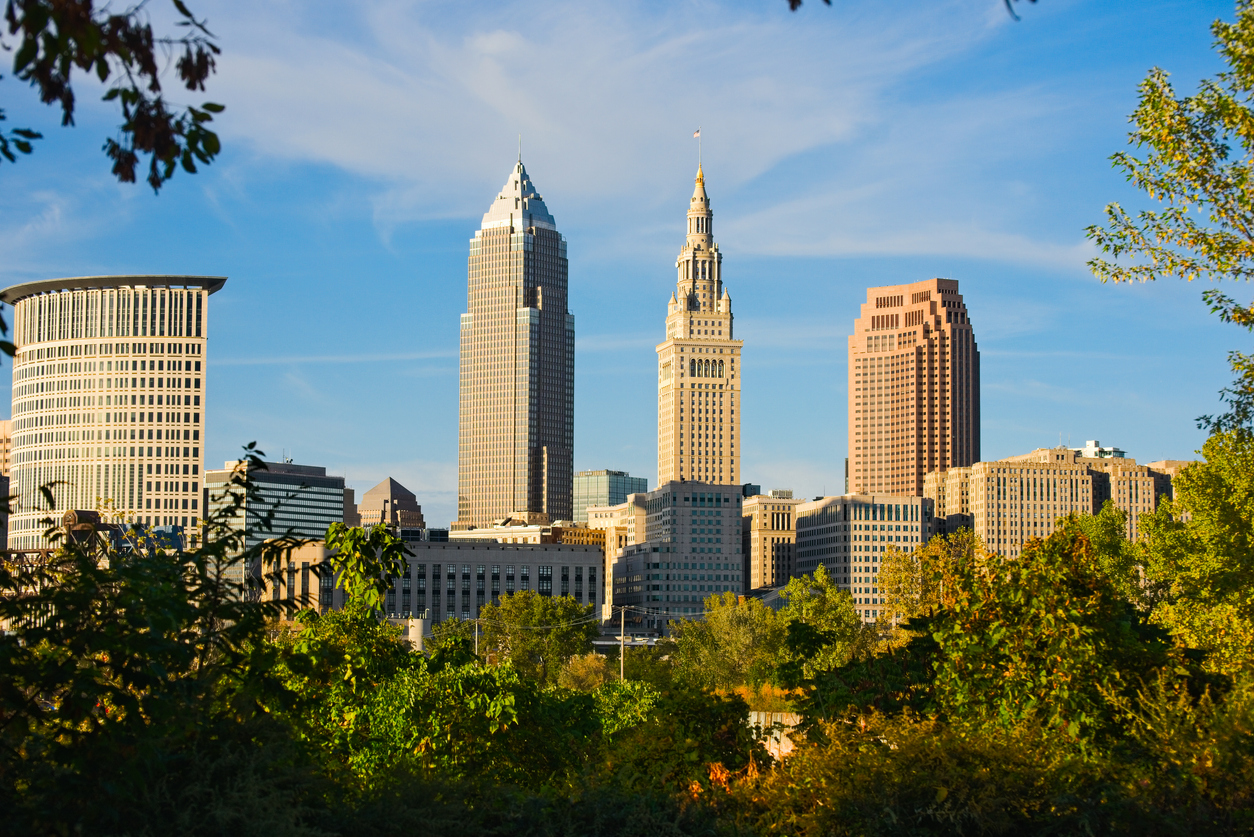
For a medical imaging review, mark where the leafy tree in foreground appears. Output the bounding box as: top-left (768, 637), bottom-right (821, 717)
top-left (0, 444), bottom-right (314, 834)
top-left (2, 0), bottom-right (225, 190)
top-left (1087, 1), bottom-right (1254, 432)
top-left (1140, 429), bottom-right (1254, 675)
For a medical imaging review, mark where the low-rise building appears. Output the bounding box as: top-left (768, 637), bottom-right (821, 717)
top-left (795, 493), bottom-right (934, 624)
top-left (261, 540), bottom-right (603, 623)
top-left (1072, 439), bottom-right (1126, 459)
top-left (741, 491), bottom-right (802, 591)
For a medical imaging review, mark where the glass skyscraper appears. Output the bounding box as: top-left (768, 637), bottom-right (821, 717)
top-left (572, 469), bottom-right (648, 523)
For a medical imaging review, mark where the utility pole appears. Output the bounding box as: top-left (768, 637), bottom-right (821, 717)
top-left (620, 606), bottom-right (625, 681)
top-left (475, 619), bottom-right (479, 658)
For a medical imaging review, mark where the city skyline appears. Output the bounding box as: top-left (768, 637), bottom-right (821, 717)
top-left (0, 0), bottom-right (1237, 527)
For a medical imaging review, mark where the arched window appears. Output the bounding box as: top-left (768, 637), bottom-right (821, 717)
top-left (704, 359), bottom-right (710, 377)
top-left (718, 360), bottom-right (724, 377)
top-left (689, 359), bottom-right (695, 377)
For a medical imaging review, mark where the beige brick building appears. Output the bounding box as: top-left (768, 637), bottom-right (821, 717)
top-left (741, 492), bottom-right (801, 590)
top-left (586, 496), bottom-right (648, 615)
top-left (925, 446), bottom-right (1193, 555)
top-left (656, 167), bottom-right (743, 485)
top-left (849, 278), bottom-right (979, 496)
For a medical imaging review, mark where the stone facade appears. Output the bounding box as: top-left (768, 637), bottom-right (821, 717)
top-left (457, 158), bottom-right (574, 529)
top-left (656, 167), bottom-right (743, 486)
top-left (741, 493), bottom-right (802, 590)
top-left (924, 446), bottom-right (1194, 554)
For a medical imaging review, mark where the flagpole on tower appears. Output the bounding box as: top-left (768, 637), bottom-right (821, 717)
top-left (694, 127), bottom-right (701, 166)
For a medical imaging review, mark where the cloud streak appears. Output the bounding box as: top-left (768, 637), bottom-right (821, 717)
top-left (215, 350), bottom-right (456, 367)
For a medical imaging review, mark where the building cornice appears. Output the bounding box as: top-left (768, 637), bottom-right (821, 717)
top-left (0, 275), bottom-right (227, 305)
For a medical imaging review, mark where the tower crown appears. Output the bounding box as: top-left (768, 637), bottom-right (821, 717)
top-left (686, 165), bottom-right (713, 249)
top-left (481, 160), bottom-right (556, 231)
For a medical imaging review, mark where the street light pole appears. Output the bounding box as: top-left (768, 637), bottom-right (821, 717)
top-left (620, 606), bottom-right (625, 681)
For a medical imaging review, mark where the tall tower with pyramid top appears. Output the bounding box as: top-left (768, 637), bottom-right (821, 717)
top-left (456, 157), bottom-right (574, 528)
top-left (656, 166), bottom-right (743, 485)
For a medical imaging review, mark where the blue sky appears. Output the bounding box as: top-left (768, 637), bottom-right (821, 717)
top-left (0, 0), bottom-right (1243, 527)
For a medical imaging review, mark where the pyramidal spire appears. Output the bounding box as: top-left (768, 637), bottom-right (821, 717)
top-left (692, 164), bottom-right (707, 202)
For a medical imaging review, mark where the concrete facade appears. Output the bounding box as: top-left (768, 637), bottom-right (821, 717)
top-left (2, 275), bottom-right (223, 549)
top-left (656, 168), bottom-right (743, 486)
top-left (848, 278), bottom-right (979, 496)
top-left (457, 159), bottom-right (574, 529)
top-left (795, 493), bottom-right (934, 623)
top-left (610, 481), bottom-right (745, 632)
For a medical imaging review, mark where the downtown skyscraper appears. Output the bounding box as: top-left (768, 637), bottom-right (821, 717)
top-left (656, 166), bottom-right (743, 485)
top-left (456, 158), bottom-right (574, 528)
top-left (847, 278), bottom-right (979, 495)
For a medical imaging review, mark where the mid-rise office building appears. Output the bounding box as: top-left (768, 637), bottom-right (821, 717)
top-left (795, 493), bottom-right (934, 623)
top-left (204, 460), bottom-right (345, 586)
top-left (848, 278), bottom-right (979, 496)
top-left (3, 275), bottom-right (222, 549)
top-left (924, 446), bottom-right (1189, 554)
top-left (610, 481), bottom-right (745, 632)
top-left (741, 492), bottom-right (802, 590)
top-left (572, 469), bottom-right (648, 523)
top-left (656, 167), bottom-right (743, 486)
top-left (457, 157), bottom-right (574, 529)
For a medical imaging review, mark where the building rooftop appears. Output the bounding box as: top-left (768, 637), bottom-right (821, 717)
top-left (0, 274), bottom-right (227, 305)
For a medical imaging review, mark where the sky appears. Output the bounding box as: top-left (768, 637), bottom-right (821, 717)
top-left (0, 0), bottom-right (1244, 528)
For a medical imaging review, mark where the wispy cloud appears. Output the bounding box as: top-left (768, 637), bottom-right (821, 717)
top-left (215, 350), bottom-right (456, 366)
top-left (201, 0), bottom-right (1066, 262)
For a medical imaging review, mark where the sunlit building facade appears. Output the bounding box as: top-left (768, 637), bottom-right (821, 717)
top-left (3, 275), bottom-right (223, 549)
top-left (457, 158), bottom-right (574, 529)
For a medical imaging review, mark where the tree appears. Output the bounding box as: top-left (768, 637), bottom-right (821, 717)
top-left (0, 445), bottom-right (311, 833)
top-left (3, 0), bottom-right (224, 190)
top-left (775, 564), bottom-right (871, 678)
top-left (1140, 429), bottom-right (1254, 675)
top-left (1086, 2), bottom-right (1254, 431)
top-left (669, 591), bottom-right (784, 690)
top-left (477, 590), bottom-right (599, 684)
top-left (878, 530), bottom-right (983, 641)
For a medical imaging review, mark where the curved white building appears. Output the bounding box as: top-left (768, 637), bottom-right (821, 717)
top-left (1, 275), bottom-right (225, 548)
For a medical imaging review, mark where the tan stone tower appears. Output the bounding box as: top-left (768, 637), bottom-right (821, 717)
top-left (457, 158), bottom-right (574, 529)
top-left (657, 166), bottom-right (743, 485)
top-left (848, 278), bottom-right (979, 495)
